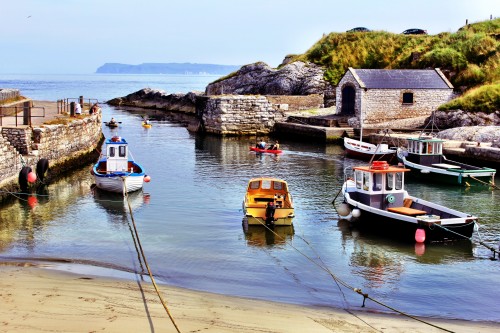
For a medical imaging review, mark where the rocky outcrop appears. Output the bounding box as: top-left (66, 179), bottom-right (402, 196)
top-left (205, 61), bottom-right (328, 96)
top-left (107, 88), bottom-right (204, 113)
top-left (430, 110), bottom-right (500, 128)
top-left (437, 126), bottom-right (500, 146)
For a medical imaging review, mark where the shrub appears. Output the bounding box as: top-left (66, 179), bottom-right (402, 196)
top-left (418, 47), bottom-right (467, 72)
top-left (439, 83), bottom-right (500, 113)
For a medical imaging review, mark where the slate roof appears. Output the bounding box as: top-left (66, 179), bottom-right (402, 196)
top-left (349, 68), bottom-right (453, 89)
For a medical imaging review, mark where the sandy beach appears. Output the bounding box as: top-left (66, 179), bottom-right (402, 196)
top-left (0, 263), bottom-right (498, 333)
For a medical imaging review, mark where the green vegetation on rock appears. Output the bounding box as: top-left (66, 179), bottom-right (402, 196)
top-left (438, 82), bottom-right (500, 113)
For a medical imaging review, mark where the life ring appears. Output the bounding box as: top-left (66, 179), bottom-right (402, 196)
top-left (372, 161), bottom-right (389, 170)
top-left (36, 158), bottom-right (49, 182)
top-left (111, 136), bottom-right (121, 142)
top-left (386, 194), bottom-right (396, 204)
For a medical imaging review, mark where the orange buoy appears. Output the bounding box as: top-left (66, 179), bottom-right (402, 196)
top-left (144, 175), bottom-right (151, 183)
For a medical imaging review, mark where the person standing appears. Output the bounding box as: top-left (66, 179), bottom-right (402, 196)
top-left (75, 102), bottom-right (82, 115)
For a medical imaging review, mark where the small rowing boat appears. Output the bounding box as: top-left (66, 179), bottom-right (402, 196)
top-left (142, 122), bottom-right (152, 128)
top-left (249, 147), bottom-right (282, 154)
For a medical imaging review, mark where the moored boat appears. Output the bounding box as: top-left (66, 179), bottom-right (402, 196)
top-left (249, 147), bottom-right (282, 154)
top-left (338, 161), bottom-right (477, 243)
top-left (92, 136), bottom-right (150, 195)
top-left (242, 177), bottom-right (294, 226)
top-left (344, 137), bottom-right (396, 161)
top-left (397, 136), bottom-right (496, 186)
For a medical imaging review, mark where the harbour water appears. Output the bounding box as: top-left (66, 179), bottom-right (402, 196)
top-left (0, 74), bottom-right (499, 322)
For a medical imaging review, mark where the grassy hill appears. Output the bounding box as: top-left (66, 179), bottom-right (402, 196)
top-left (293, 18), bottom-right (500, 112)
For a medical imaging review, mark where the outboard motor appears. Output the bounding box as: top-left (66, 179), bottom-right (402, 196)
top-left (265, 202), bottom-right (276, 226)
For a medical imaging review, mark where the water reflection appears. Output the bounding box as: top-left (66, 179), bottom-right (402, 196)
top-left (242, 222), bottom-right (294, 247)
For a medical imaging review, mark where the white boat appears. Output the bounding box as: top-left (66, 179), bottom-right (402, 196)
top-left (92, 136), bottom-right (150, 194)
top-left (338, 161), bottom-right (477, 243)
top-left (344, 137), bottom-right (396, 161)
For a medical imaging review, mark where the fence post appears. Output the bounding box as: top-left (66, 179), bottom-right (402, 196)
top-left (79, 96), bottom-right (84, 109)
top-left (23, 101), bottom-right (31, 126)
top-left (70, 101), bottom-right (75, 117)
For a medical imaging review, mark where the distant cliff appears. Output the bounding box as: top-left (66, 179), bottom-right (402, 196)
top-left (95, 63), bottom-right (240, 75)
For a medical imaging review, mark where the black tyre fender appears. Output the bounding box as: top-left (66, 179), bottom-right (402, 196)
top-left (19, 166), bottom-right (32, 192)
top-left (36, 158), bottom-right (49, 182)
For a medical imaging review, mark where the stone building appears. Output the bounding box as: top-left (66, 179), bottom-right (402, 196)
top-left (335, 67), bottom-right (454, 127)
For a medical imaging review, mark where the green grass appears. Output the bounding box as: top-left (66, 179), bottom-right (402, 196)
top-left (293, 18), bottom-right (500, 91)
top-left (438, 82), bottom-right (500, 113)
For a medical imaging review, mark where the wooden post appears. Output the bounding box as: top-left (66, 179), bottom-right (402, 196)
top-left (70, 101), bottom-right (75, 117)
top-left (23, 101), bottom-right (31, 126)
top-left (79, 96), bottom-right (84, 109)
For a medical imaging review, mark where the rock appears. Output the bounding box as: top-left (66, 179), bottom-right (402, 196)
top-left (205, 61), bottom-right (328, 96)
top-left (429, 110), bottom-right (500, 128)
top-left (436, 126), bottom-right (500, 143)
top-left (107, 88), bottom-right (204, 113)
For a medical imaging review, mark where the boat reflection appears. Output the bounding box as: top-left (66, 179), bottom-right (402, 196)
top-left (92, 186), bottom-right (148, 221)
top-left (338, 218), bottom-right (474, 266)
top-left (242, 221), bottom-right (294, 247)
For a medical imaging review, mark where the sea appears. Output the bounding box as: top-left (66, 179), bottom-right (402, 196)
top-left (0, 73), bottom-right (499, 323)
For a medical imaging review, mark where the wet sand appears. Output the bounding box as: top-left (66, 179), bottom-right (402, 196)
top-left (0, 264), bottom-right (498, 333)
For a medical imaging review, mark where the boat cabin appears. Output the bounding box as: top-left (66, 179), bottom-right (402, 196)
top-left (404, 137), bottom-right (445, 165)
top-left (351, 161), bottom-right (410, 209)
top-left (245, 178), bottom-right (291, 208)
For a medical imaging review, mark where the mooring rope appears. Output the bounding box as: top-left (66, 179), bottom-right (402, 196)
top-left (245, 216), bottom-right (454, 332)
top-left (434, 222), bottom-right (498, 259)
top-left (469, 175), bottom-right (499, 190)
top-left (123, 182), bottom-right (182, 333)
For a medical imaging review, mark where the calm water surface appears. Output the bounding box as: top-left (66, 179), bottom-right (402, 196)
top-left (0, 74), bottom-right (499, 322)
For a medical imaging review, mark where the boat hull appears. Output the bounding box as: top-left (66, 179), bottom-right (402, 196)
top-left (249, 147), bottom-right (282, 154)
top-left (344, 138), bottom-right (396, 162)
top-left (94, 173), bottom-right (144, 194)
top-left (347, 208), bottom-right (475, 242)
top-left (243, 206), bottom-right (294, 226)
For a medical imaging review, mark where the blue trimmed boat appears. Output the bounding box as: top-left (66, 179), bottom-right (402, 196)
top-left (92, 136), bottom-right (150, 194)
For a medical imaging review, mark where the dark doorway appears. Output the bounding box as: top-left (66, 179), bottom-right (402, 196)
top-left (341, 86), bottom-right (355, 115)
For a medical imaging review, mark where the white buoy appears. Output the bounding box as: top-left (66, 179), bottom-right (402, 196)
top-left (336, 203), bottom-right (351, 217)
top-left (351, 208), bottom-right (361, 218)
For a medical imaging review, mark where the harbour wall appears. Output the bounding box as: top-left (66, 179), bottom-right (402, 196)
top-left (0, 113), bottom-right (103, 198)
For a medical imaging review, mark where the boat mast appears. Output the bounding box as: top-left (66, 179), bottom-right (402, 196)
top-left (359, 107), bottom-right (363, 142)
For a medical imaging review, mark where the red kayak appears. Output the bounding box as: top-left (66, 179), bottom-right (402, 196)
top-left (250, 147), bottom-right (283, 154)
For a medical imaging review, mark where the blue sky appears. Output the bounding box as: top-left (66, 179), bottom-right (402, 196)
top-left (0, 0), bottom-right (498, 74)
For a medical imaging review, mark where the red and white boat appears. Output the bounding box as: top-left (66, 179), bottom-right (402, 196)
top-left (344, 137), bottom-right (396, 161)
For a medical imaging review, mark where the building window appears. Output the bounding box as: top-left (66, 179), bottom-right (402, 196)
top-left (402, 92), bottom-right (413, 104)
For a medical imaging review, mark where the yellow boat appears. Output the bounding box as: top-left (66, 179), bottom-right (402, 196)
top-left (142, 122), bottom-right (152, 128)
top-left (242, 177), bottom-right (295, 226)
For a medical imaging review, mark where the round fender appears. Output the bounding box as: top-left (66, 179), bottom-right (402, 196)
top-left (36, 158), bottom-right (49, 182)
top-left (19, 166), bottom-right (32, 192)
top-left (386, 194), bottom-right (396, 204)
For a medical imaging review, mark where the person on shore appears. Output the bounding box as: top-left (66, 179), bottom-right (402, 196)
top-left (75, 102), bottom-right (82, 115)
top-left (90, 103), bottom-right (99, 115)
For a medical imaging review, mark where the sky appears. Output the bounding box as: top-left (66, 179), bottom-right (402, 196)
top-left (0, 0), bottom-right (498, 74)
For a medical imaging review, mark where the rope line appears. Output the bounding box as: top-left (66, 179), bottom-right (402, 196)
top-left (123, 182), bottom-right (182, 333)
top-left (245, 216), bottom-right (454, 332)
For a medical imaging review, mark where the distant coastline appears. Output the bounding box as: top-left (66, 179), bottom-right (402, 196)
top-left (95, 62), bottom-right (240, 75)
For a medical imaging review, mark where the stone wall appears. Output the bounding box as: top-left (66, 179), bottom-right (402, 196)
top-left (360, 89), bottom-right (454, 125)
top-left (336, 71), bottom-right (455, 127)
top-left (266, 94), bottom-right (324, 111)
top-left (202, 95), bottom-right (286, 135)
top-left (0, 113), bottom-right (102, 192)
